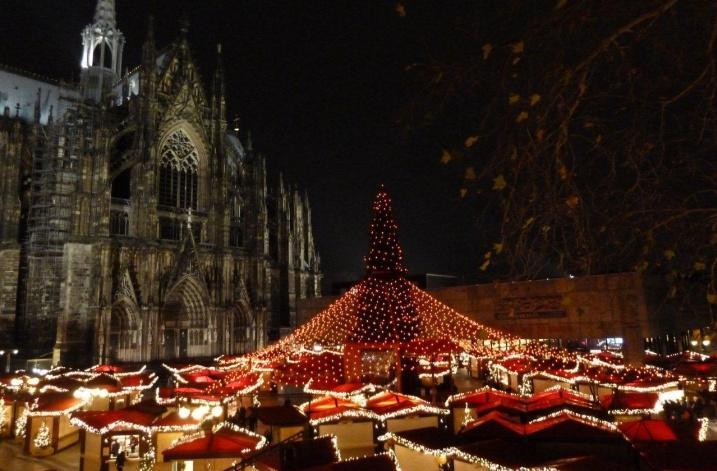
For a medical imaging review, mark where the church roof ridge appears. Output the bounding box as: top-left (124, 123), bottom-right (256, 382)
top-left (0, 63), bottom-right (63, 87)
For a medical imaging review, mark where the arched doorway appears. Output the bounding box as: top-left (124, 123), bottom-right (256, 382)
top-left (108, 299), bottom-right (140, 362)
top-left (161, 275), bottom-right (211, 360)
top-left (232, 303), bottom-right (255, 354)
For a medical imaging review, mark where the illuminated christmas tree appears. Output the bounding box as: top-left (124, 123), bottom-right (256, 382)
top-left (246, 187), bottom-right (510, 387)
top-left (353, 186), bottom-right (419, 343)
top-left (33, 421), bottom-right (51, 449)
top-left (364, 186), bottom-right (407, 276)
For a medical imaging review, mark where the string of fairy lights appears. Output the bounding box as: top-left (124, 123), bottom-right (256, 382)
top-left (232, 189), bottom-right (551, 387)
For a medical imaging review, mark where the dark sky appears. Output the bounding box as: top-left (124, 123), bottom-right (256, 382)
top-left (1, 0), bottom-right (482, 287)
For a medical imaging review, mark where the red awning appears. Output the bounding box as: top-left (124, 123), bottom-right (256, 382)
top-left (461, 411), bottom-right (526, 439)
top-left (303, 396), bottom-right (362, 421)
top-left (462, 411), bottom-right (621, 442)
top-left (71, 408), bottom-right (158, 433)
top-left (365, 391), bottom-right (430, 416)
top-left (524, 388), bottom-right (597, 411)
top-left (448, 389), bottom-right (521, 408)
top-left (602, 392), bottom-right (658, 411)
top-left (119, 373), bottom-right (154, 388)
top-left (223, 372), bottom-right (261, 391)
top-left (526, 414), bottom-right (622, 441)
top-left (618, 419), bottom-right (677, 441)
top-left (331, 383), bottom-right (366, 393)
top-left (162, 426), bottom-right (264, 460)
top-left (31, 392), bottom-right (86, 413)
top-left (152, 411), bottom-right (202, 430)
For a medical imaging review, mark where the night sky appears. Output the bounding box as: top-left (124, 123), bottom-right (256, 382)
top-left (1, 1), bottom-right (482, 288)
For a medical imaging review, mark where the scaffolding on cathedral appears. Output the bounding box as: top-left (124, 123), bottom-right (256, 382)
top-left (23, 104), bottom-right (94, 359)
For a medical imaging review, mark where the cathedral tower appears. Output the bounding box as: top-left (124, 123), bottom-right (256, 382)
top-left (80, 0), bottom-right (125, 103)
top-left (1, 5), bottom-right (322, 366)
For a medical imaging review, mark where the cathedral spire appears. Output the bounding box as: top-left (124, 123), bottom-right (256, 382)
top-left (179, 13), bottom-right (190, 48)
top-left (93, 0), bottom-right (117, 29)
top-left (141, 15), bottom-right (156, 87)
top-left (142, 15), bottom-right (156, 62)
top-left (212, 43), bottom-right (226, 120)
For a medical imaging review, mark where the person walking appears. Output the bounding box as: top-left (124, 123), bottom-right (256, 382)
top-left (116, 450), bottom-right (126, 471)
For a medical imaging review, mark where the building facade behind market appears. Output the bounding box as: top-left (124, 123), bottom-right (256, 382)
top-left (0, 0), bottom-right (321, 367)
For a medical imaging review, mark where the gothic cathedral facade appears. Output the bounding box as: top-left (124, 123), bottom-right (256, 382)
top-left (0, 1), bottom-right (321, 366)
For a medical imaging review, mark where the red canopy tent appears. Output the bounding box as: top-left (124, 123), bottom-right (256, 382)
top-left (524, 388), bottom-right (597, 411)
top-left (446, 388), bottom-right (522, 409)
top-left (152, 411), bottom-right (202, 431)
top-left (70, 408), bottom-right (158, 434)
top-left (460, 410), bottom-right (526, 439)
top-left (88, 365), bottom-right (126, 374)
top-left (118, 373), bottom-right (155, 390)
top-left (618, 419), bottom-right (677, 442)
top-left (461, 409), bottom-right (622, 443)
top-left (302, 396), bottom-right (364, 422)
top-left (525, 413), bottom-right (622, 442)
top-left (29, 392), bottom-right (86, 415)
top-left (364, 391), bottom-right (447, 420)
top-left (602, 392), bottom-right (659, 413)
top-left (162, 423), bottom-right (266, 460)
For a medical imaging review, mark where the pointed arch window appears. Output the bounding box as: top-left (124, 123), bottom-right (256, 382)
top-left (159, 130), bottom-right (199, 210)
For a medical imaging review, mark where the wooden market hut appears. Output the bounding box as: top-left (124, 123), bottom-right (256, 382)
top-left (162, 422), bottom-right (267, 471)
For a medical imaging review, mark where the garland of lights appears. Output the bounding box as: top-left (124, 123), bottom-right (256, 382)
top-left (299, 393), bottom-right (449, 426)
top-left (83, 365), bottom-right (148, 377)
top-left (237, 189), bottom-right (545, 388)
top-left (23, 396), bottom-right (88, 418)
top-left (526, 409), bottom-right (619, 432)
top-left (379, 431), bottom-right (557, 471)
top-left (69, 414), bottom-right (202, 436)
top-left (380, 409), bottom-right (629, 471)
top-left (451, 448), bottom-right (558, 471)
top-left (337, 450), bottom-right (403, 471)
top-left (698, 417), bottom-right (710, 442)
top-left (461, 403), bottom-right (473, 428)
top-left (303, 380), bottom-right (380, 399)
top-left (0, 398), bottom-right (7, 435)
top-left (15, 409), bottom-right (28, 438)
top-left (71, 376), bottom-right (158, 401)
top-left (139, 442), bottom-right (156, 471)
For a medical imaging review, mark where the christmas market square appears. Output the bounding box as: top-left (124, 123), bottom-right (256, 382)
top-left (2, 1), bottom-right (717, 470)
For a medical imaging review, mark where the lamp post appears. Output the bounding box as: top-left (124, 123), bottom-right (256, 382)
top-left (0, 349), bottom-right (19, 373)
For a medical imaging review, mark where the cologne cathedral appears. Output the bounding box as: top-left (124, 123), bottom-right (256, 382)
top-left (0, 1), bottom-right (321, 366)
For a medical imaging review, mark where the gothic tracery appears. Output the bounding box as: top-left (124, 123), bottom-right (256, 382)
top-left (158, 129), bottom-right (199, 209)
